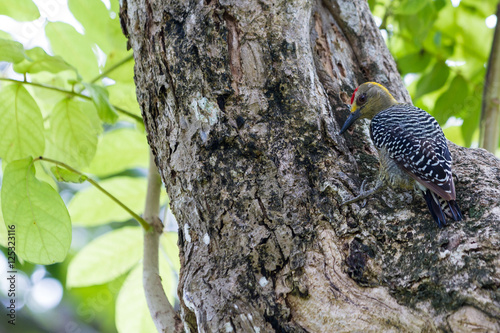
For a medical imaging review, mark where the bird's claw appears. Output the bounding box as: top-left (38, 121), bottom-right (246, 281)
top-left (360, 179), bottom-right (368, 193)
top-left (340, 179), bottom-right (384, 207)
top-left (340, 180), bottom-right (369, 206)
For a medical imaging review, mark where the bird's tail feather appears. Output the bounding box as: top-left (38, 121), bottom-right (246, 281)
top-left (422, 190), bottom-right (462, 228)
top-left (445, 200), bottom-right (462, 221)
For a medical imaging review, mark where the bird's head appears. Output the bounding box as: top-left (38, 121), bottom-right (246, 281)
top-left (339, 82), bottom-right (398, 135)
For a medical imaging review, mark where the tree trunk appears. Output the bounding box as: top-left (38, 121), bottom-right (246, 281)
top-left (121, 0), bottom-right (500, 331)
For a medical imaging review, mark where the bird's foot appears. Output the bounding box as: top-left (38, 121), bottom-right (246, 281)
top-left (341, 179), bottom-right (384, 207)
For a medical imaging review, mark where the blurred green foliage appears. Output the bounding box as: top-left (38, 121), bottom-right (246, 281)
top-left (369, 0), bottom-right (498, 149)
top-left (0, 0), bottom-right (178, 332)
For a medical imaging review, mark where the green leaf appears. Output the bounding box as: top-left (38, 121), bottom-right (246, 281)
top-left (397, 51), bottom-right (431, 74)
top-left (35, 161), bottom-right (58, 191)
top-left (1, 157), bottom-right (72, 264)
top-left (0, 196), bottom-right (7, 248)
top-left (47, 99), bottom-right (98, 168)
top-left (108, 83), bottom-right (141, 117)
top-left (0, 38), bottom-right (26, 64)
top-left (160, 232), bottom-right (180, 272)
top-left (415, 61), bottom-right (450, 99)
top-left (461, 103), bottom-right (481, 147)
top-left (367, 0), bottom-right (377, 11)
top-left (115, 260), bottom-right (175, 333)
top-left (0, 0), bottom-right (39, 21)
top-left (45, 22), bottom-right (99, 80)
top-left (67, 0), bottom-right (131, 84)
top-left (13, 47), bottom-right (75, 74)
top-left (0, 31), bottom-right (11, 40)
top-left (82, 83), bottom-right (119, 123)
top-left (68, 0), bottom-right (128, 54)
top-left (67, 226), bottom-right (142, 288)
top-left (432, 75), bottom-right (468, 125)
top-left (50, 166), bottom-right (87, 183)
top-left (398, 2), bottom-right (437, 46)
top-left (443, 126), bottom-right (466, 147)
top-left (87, 128), bottom-right (149, 177)
top-left (456, 7), bottom-right (492, 62)
top-left (22, 71), bottom-right (76, 117)
top-left (104, 53), bottom-right (135, 83)
top-left (460, 0), bottom-right (498, 18)
top-left (394, 0), bottom-right (430, 15)
top-left (433, 0), bottom-right (446, 11)
top-left (0, 84), bottom-right (45, 162)
top-left (68, 176), bottom-right (147, 227)
top-left (80, 100), bottom-right (104, 135)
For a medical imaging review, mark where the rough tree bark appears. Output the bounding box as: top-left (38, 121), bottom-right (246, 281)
top-left (120, 0), bottom-right (500, 332)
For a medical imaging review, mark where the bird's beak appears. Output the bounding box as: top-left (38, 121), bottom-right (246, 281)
top-left (339, 104), bottom-right (361, 135)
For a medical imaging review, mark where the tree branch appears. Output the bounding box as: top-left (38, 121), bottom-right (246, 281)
top-left (481, 3), bottom-right (500, 154)
top-left (35, 156), bottom-right (151, 230)
top-left (0, 77), bottom-right (143, 122)
top-left (142, 151), bottom-right (179, 333)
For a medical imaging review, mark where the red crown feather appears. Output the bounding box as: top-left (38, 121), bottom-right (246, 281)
top-left (350, 87), bottom-right (359, 104)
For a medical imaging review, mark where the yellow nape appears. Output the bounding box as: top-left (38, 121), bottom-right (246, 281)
top-left (365, 82), bottom-right (393, 97)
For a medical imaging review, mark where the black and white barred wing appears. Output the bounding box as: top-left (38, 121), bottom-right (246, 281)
top-left (371, 107), bottom-right (456, 201)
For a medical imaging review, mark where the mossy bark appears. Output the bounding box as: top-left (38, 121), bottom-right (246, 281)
top-left (121, 0), bottom-right (500, 331)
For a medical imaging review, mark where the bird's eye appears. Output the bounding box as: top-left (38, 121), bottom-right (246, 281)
top-left (357, 93), bottom-right (367, 105)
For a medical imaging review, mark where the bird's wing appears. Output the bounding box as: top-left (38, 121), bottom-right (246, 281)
top-left (382, 125), bottom-right (456, 201)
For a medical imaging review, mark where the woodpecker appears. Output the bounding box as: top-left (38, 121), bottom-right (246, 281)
top-left (339, 82), bottom-right (462, 227)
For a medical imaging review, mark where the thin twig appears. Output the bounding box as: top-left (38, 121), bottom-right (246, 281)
top-left (0, 77), bottom-right (143, 122)
top-left (90, 54), bottom-right (134, 83)
top-left (34, 156), bottom-right (151, 230)
top-left (142, 150), bottom-right (179, 333)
